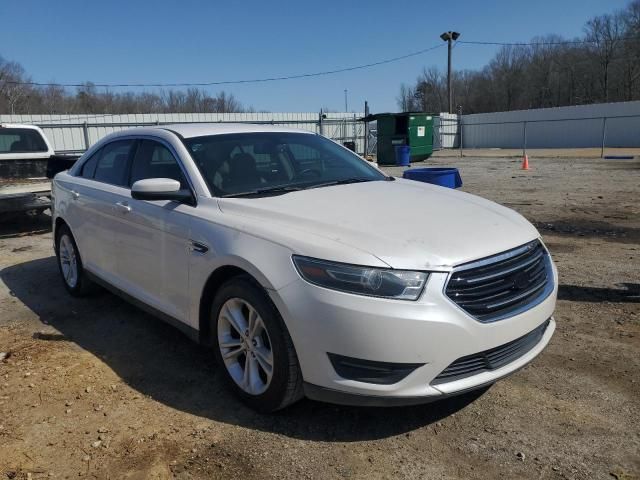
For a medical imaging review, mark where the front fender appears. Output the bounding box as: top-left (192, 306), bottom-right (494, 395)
top-left (187, 218), bottom-right (299, 331)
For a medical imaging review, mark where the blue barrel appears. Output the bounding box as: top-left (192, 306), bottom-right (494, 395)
top-left (402, 167), bottom-right (463, 189)
top-left (394, 145), bottom-right (411, 166)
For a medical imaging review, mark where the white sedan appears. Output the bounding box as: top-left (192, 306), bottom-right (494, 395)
top-left (51, 124), bottom-right (557, 412)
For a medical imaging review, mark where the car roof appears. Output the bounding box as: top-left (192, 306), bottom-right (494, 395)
top-left (0, 123), bottom-right (43, 131)
top-left (155, 123), bottom-right (316, 139)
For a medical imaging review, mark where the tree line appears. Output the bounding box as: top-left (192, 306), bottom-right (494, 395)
top-left (398, 0), bottom-right (640, 113)
top-left (0, 61), bottom-right (246, 115)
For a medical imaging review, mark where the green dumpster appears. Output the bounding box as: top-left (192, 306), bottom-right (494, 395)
top-left (366, 112), bottom-right (436, 165)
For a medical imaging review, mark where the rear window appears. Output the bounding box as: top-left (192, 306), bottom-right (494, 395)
top-left (0, 128), bottom-right (48, 154)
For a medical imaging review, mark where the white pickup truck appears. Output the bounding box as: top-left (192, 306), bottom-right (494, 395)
top-left (0, 123), bottom-right (78, 217)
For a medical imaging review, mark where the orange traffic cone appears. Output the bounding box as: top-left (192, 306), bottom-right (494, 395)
top-left (521, 154), bottom-right (530, 170)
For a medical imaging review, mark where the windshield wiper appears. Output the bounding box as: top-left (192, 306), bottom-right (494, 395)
top-left (222, 177), bottom-right (380, 197)
top-left (304, 177), bottom-right (374, 190)
top-left (221, 185), bottom-right (305, 198)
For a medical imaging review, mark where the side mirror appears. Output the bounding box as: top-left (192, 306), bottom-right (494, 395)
top-left (131, 178), bottom-right (193, 203)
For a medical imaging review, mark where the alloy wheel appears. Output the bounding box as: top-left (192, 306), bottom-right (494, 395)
top-left (217, 297), bottom-right (274, 395)
top-left (59, 234), bottom-right (78, 288)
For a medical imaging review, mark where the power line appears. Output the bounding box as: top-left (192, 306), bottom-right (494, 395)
top-left (5, 36), bottom-right (639, 90)
top-left (5, 43), bottom-right (445, 89)
top-left (459, 37), bottom-right (640, 46)
top-left (461, 40), bottom-right (586, 46)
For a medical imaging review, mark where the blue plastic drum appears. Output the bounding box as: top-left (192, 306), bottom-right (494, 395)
top-left (394, 145), bottom-right (411, 166)
top-left (402, 167), bottom-right (463, 189)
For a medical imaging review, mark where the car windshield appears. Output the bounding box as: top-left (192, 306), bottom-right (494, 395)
top-left (0, 128), bottom-right (48, 154)
top-left (184, 132), bottom-right (387, 197)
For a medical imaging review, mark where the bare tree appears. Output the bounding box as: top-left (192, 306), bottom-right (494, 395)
top-left (621, 0), bottom-right (640, 99)
top-left (413, 67), bottom-right (446, 112)
top-left (396, 83), bottom-right (415, 111)
top-left (0, 58), bottom-right (32, 114)
top-left (215, 91), bottom-right (242, 113)
top-left (584, 12), bottom-right (625, 101)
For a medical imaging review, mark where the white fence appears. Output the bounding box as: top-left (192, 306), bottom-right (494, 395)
top-left (459, 101), bottom-right (640, 149)
top-left (0, 112), bottom-right (365, 154)
top-left (8, 103), bottom-right (636, 155)
top-left (437, 112), bottom-right (458, 148)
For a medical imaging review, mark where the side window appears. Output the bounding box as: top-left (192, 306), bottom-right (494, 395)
top-left (129, 140), bottom-right (187, 189)
top-left (93, 140), bottom-right (134, 187)
top-left (79, 149), bottom-right (101, 179)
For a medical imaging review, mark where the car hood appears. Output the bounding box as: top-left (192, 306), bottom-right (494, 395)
top-left (217, 178), bottom-right (540, 270)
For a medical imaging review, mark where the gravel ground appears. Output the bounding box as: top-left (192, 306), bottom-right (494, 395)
top-left (0, 156), bottom-right (638, 479)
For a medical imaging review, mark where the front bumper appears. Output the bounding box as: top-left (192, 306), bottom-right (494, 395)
top-left (303, 318), bottom-right (554, 406)
top-left (303, 377), bottom-right (494, 407)
top-left (269, 265), bottom-right (557, 405)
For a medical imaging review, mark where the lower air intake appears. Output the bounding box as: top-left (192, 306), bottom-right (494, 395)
top-left (431, 319), bottom-right (550, 385)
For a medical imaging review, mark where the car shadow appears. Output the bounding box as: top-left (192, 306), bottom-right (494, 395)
top-left (558, 283), bottom-right (639, 303)
top-left (0, 256), bottom-right (486, 442)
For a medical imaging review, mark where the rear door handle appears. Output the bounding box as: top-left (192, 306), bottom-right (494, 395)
top-left (70, 190), bottom-right (80, 200)
top-left (115, 201), bottom-right (131, 214)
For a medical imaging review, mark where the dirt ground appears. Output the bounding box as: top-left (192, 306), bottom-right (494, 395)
top-left (0, 156), bottom-right (638, 480)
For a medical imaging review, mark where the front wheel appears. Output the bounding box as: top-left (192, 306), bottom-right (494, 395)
top-left (211, 276), bottom-right (303, 412)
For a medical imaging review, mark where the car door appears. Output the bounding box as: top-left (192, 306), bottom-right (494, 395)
top-left (113, 138), bottom-right (192, 322)
top-left (66, 140), bottom-right (136, 284)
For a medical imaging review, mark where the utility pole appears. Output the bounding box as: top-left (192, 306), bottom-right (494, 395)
top-left (440, 31), bottom-right (460, 114)
top-left (363, 100), bottom-right (369, 157)
top-left (457, 104), bottom-right (463, 157)
top-left (344, 89), bottom-right (348, 112)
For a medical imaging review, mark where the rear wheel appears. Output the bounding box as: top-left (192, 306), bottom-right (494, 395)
top-left (211, 276), bottom-right (303, 412)
top-left (55, 225), bottom-right (94, 296)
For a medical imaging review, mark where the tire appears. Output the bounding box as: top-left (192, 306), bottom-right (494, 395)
top-left (55, 224), bottom-right (94, 296)
top-left (210, 275), bottom-right (303, 412)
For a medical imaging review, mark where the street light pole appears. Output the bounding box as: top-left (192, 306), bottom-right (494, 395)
top-left (440, 31), bottom-right (460, 114)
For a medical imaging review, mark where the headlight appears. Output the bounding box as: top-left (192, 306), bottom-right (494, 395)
top-left (292, 256), bottom-right (428, 300)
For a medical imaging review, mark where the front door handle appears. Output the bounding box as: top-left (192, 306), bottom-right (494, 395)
top-left (189, 240), bottom-right (209, 254)
top-left (115, 201), bottom-right (131, 214)
top-left (70, 190), bottom-right (80, 200)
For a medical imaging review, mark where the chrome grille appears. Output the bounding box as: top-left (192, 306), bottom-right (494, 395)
top-left (445, 240), bottom-right (553, 322)
top-left (431, 319), bottom-right (550, 384)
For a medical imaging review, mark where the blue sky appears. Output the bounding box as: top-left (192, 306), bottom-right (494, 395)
top-left (0, 0), bottom-right (630, 113)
